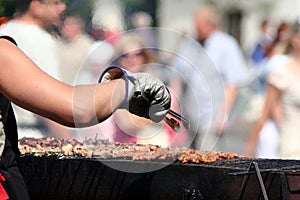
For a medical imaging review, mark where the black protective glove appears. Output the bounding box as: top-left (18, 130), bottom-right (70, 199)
top-left (99, 65), bottom-right (171, 122)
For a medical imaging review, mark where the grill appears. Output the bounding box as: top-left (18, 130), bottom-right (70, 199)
top-left (17, 155), bottom-right (300, 200)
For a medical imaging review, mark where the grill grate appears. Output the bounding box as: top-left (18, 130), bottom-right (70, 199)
top-left (172, 158), bottom-right (300, 172)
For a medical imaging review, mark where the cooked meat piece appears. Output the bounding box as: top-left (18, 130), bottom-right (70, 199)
top-left (18, 137), bottom-right (240, 164)
top-left (61, 143), bottom-right (73, 155)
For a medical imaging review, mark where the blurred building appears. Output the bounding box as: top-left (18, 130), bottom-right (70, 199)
top-left (158, 0), bottom-right (300, 55)
top-left (93, 0), bottom-right (300, 54)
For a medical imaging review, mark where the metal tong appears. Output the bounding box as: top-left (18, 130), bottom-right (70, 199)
top-left (163, 109), bottom-right (190, 132)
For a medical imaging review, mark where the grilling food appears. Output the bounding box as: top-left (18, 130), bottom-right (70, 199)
top-left (18, 137), bottom-right (239, 164)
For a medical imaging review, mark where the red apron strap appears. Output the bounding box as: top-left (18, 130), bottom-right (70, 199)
top-left (0, 173), bottom-right (9, 200)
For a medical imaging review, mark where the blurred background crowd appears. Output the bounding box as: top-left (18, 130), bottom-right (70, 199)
top-left (1, 0), bottom-right (300, 159)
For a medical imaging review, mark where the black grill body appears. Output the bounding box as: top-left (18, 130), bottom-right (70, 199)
top-left (17, 156), bottom-right (300, 200)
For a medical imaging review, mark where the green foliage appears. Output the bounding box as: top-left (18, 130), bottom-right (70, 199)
top-left (122, 0), bottom-right (144, 6)
top-left (0, 0), bottom-right (16, 17)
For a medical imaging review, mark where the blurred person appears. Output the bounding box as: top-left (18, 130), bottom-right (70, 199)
top-left (98, 33), bottom-right (187, 147)
top-left (265, 22), bottom-right (289, 57)
top-left (244, 22), bottom-right (289, 158)
top-left (131, 11), bottom-right (158, 51)
top-left (57, 15), bottom-right (94, 85)
top-left (244, 20), bottom-right (300, 159)
top-left (0, 34), bottom-right (171, 199)
top-left (0, 0), bottom-right (72, 139)
top-left (249, 19), bottom-right (274, 68)
top-left (248, 22), bottom-right (289, 95)
top-left (82, 26), bottom-right (115, 84)
top-left (169, 5), bottom-right (249, 151)
top-left (57, 15), bottom-right (95, 139)
top-left (112, 33), bottom-right (157, 72)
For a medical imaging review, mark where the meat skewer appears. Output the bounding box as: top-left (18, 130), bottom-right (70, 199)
top-left (167, 109), bottom-right (190, 130)
top-left (164, 116), bottom-right (181, 132)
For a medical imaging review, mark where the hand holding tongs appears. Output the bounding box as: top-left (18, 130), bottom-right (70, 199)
top-left (163, 109), bottom-right (190, 132)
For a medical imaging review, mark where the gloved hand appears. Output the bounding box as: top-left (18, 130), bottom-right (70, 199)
top-left (99, 65), bottom-right (171, 122)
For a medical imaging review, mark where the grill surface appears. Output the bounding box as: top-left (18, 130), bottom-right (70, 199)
top-left (194, 158), bottom-right (300, 171)
top-left (17, 155), bottom-right (300, 200)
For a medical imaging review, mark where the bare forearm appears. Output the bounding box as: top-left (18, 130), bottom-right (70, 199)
top-left (0, 39), bottom-right (125, 127)
top-left (73, 79), bottom-right (125, 127)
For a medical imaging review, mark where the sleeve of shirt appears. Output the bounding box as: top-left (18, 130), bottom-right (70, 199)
top-left (267, 63), bottom-right (288, 91)
top-left (265, 54), bottom-right (288, 74)
top-left (0, 35), bottom-right (17, 46)
top-left (221, 37), bottom-right (249, 85)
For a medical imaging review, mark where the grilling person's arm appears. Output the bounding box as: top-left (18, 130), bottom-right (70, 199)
top-left (0, 38), bottom-right (170, 127)
top-left (0, 38), bottom-right (126, 127)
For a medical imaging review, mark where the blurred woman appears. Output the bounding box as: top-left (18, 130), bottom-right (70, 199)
top-left (100, 33), bottom-right (187, 147)
top-left (244, 20), bottom-right (300, 159)
top-left (245, 22), bottom-right (289, 158)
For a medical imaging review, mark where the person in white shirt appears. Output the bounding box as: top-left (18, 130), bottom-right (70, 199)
top-left (169, 5), bottom-right (249, 151)
top-left (57, 15), bottom-right (95, 85)
top-left (0, 0), bottom-right (71, 139)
